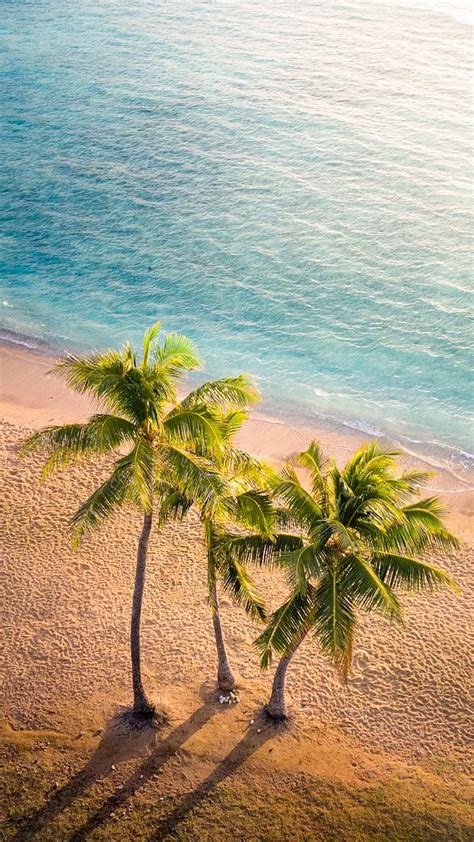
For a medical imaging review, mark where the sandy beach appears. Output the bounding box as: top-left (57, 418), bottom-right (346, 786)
top-left (1, 342), bottom-right (473, 839)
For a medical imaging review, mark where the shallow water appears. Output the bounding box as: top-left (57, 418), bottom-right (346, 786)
top-left (1, 0), bottom-right (473, 470)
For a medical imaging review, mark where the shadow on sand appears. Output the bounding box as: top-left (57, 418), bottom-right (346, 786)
top-left (70, 710), bottom-right (272, 842)
top-left (149, 718), bottom-right (272, 840)
top-left (14, 701), bottom-right (216, 841)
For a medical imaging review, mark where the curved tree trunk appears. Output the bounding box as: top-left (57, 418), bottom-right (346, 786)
top-left (131, 511), bottom-right (154, 715)
top-left (266, 636), bottom-right (305, 719)
top-left (211, 581), bottom-right (237, 691)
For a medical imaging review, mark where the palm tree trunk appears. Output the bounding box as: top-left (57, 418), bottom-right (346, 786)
top-left (211, 581), bottom-right (237, 691)
top-left (131, 511), bottom-right (154, 715)
top-left (266, 636), bottom-right (305, 719)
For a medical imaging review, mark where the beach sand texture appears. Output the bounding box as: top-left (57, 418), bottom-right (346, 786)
top-left (1, 344), bottom-right (473, 776)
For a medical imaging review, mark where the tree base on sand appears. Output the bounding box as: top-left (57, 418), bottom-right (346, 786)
top-left (217, 669), bottom-right (238, 692)
top-left (263, 703), bottom-right (289, 722)
top-left (119, 703), bottom-right (169, 731)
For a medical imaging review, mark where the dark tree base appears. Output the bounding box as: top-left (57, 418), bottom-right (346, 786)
top-left (263, 705), bottom-right (291, 724)
top-left (217, 677), bottom-right (238, 692)
top-left (118, 705), bottom-right (169, 731)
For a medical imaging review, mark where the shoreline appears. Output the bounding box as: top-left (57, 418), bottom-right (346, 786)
top-left (1, 340), bottom-right (472, 540)
top-left (1, 325), bottom-right (473, 484)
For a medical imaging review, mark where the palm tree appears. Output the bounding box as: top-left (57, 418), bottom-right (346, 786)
top-left (155, 405), bottom-right (287, 692)
top-left (21, 324), bottom-right (256, 722)
top-left (253, 440), bottom-right (459, 719)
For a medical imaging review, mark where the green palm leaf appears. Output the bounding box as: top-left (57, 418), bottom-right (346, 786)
top-left (342, 442), bottom-right (400, 488)
top-left (163, 405), bottom-right (223, 451)
top-left (141, 322), bottom-right (161, 369)
top-left (279, 545), bottom-right (329, 592)
top-left (298, 440), bottom-right (327, 504)
top-left (220, 557), bottom-right (266, 622)
top-left (273, 462), bottom-right (323, 530)
top-left (219, 409), bottom-right (249, 442)
top-left (340, 554), bottom-right (402, 619)
top-left (70, 457), bottom-right (135, 545)
top-left (154, 481), bottom-right (193, 525)
top-left (125, 438), bottom-right (155, 513)
top-left (21, 415), bottom-right (136, 476)
top-left (255, 587), bottom-right (315, 668)
top-left (159, 444), bottom-right (224, 515)
top-left (312, 569), bottom-right (357, 679)
top-left (234, 489), bottom-right (275, 536)
top-left (53, 349), bottom-right (130, 398)
top-left (379, 498), bottom-right (459, 553)
top-left (154, 333), bottom-right (202, 379)
top-left (215, 532), bottom-right (303, 569)
top-left (181, 375), bottom-right (260, 411)
top-left (374, 553), bottom-right (460, 593)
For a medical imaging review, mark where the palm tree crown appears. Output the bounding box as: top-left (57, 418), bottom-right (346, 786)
top-left (22, 324), bottom-right (259, 536)
top-left (257, 440), bottom-right (459, 682)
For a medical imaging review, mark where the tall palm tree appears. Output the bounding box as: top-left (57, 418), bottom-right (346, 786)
top-left (252, 440), bottom-right (459, 719)
top-left (155, 406), bottom-right (288, 692)
top-left (21, 324), bottom-right (256, 722)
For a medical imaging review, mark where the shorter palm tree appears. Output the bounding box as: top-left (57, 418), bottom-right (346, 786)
top-left (156, 404), bottom-right (295, 691)
top-left (253, 440), bottom-right (459, 719)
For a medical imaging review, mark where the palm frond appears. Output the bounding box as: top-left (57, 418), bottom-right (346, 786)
top-left (298, 440), bottom-right (327, 504)
top-left (214, 532), bottom-right (303, 569)
top-left (141, 322), bottom-right (161, 369)
top-left (340, 554), bottom-right (402, 619)
top-left (154, 481), bottom-right (193, 525)
top-left (312, 568), bottom-right (357, 679)
top-left (125, 438), bottom-right (155, 513)
top-left (219, 447), bottom-right (268, 488)
top-left (255, 587), bottom-right (315, 668)
top-left (158, 444), bottom-right (224, 515)
top-left (163, 405), bottom-right (223, 451)
top-left (273, 462), bottom-right (323, 530)
top-left (374, 553), bottom-right (460, 593)
top-left (154, 333), bottom-right (202, 379)
top-left (378, 497), bottom-right (459, 553)
top-left (347, 496), bottom-right (405, 535)
top-left (398, 469), bottom-right (433, 492)
top-left (279, 544), bottom-right (329, 591)
top-left (342, 442), bottom-right (400, 488)
top-left (53, 350), bottom-right (130, 398)
top-left (379, 470), bottom-right (433, 505)
top-left (234, 490), bottom-right (275, 536)
top-left (220, 557), bottom-right (266, 622)
top-left (21, 415), bottom-right (135, 476)
top-left (329, 519), bottom-right (357, 552)
top-left (273, 505), bottom-right (301, 532)
top-left (219, 409), bottom-right (248, 442)
top-left (181, 375), bottom-right (260, 411)
top-left (70, 457), bottom-right (135, 545)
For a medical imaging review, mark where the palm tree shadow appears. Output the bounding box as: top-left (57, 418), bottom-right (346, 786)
top-left (150, 716), bottom-right (272, 840)
top-left (68, 700), bottom-right (218, 842)
top-left (13, 707), bottom-right (206, 842)
top-left (12, 708), bottom-right (159, 841)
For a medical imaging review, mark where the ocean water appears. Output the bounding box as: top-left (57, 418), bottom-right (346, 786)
top-left (1, 0), bottom-right (473, 472)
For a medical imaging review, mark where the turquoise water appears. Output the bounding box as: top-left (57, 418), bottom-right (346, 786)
top-left (1, 1), bottom-right (473, 470)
